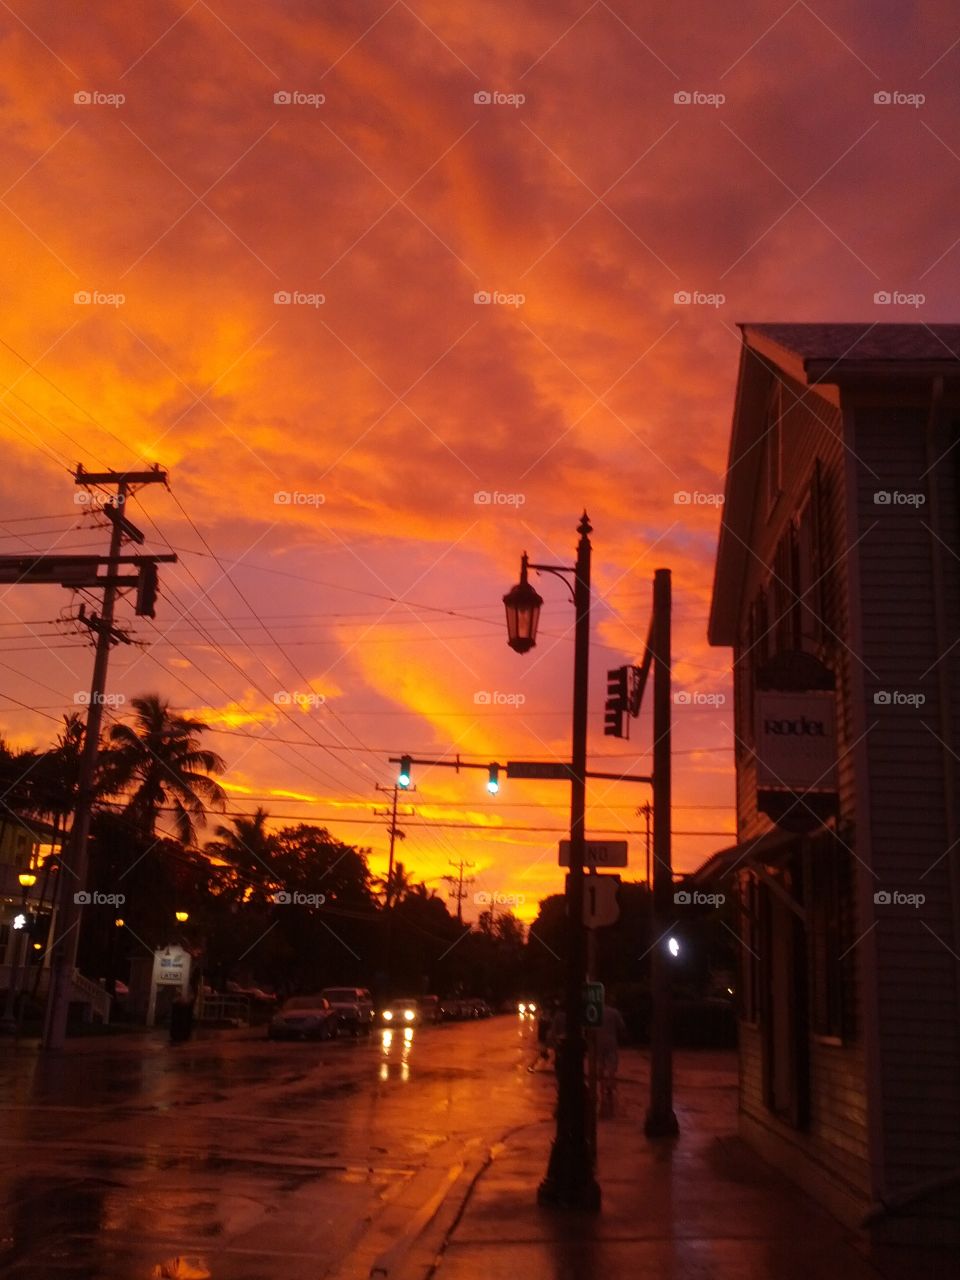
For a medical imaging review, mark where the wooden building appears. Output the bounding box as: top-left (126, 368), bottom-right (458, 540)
top-left (706, 323), bottom-right (960, 1243)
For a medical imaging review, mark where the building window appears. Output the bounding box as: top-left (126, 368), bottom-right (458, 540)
top-left (740, 873), bottom-right (761, 1024)
top-left (809, 836), bottom-right (850, 1041)
top-left (795, 461), bottom-right (831, 649)
top-left (765, 382), bottom-right (783, 516)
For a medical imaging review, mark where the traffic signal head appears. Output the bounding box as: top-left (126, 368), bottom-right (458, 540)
top-left (398, 756), bottom-right (412, 789)
top-left (487, 764), bottom-right (500, 795)
top-left (135, 560), bottom-right (159, 618)
top-left (604, 666), bottom-right (629, 737)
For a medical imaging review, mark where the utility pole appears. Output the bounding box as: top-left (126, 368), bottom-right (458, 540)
top-left (374, 782), bottom-right (414, 995)
top-left (40, 465), bottom-right (170, 1050)
top-left (638, 800), bottom-right (653, 889)
top-left (442, 858), bottom-right (475, 925)
top-left (644, 568), bottom-right (679, 1137)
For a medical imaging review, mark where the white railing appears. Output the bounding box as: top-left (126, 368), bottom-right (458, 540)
top-left (195, 992), bottom-right (250, 1026)
top-left (71, 970), bottom-right (111, 1024)
top-left (25, 967), bottom-right (112, 1024)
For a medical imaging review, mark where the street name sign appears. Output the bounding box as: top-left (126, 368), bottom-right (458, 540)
top-left (506, 761), bottom-right (572, 780)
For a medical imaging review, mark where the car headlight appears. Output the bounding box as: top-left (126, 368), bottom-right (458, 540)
top-left (403, 1009), bottom-right (415, 1021)
top-left (528, 1003), bottom-right (537, 1013)
top-left (383, 1010), bottom-right (393, 1021)
top-left (518, 1002), bottom-right (526, 1014)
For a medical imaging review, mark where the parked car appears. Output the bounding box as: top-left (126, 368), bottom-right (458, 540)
top-left (381, 997), bottom-right (420, 1026)
top-left (418, 994), bottom-right (442, 1024)
top-left (319, 986), bottom-right (374, 1035)
top-left (459, 996), bottom-right (490, 1019)
top-left (439, 996), bottom-right (461, 1021)
top-left (226, 980), bottom-right (277, 1003)
top-left (268, 995), bottom-right (339, 1041)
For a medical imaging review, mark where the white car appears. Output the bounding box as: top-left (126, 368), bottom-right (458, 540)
top-left (319, 986), bottom-right (374, 1035)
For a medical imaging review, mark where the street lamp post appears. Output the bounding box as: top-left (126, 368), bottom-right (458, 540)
top-left (1, 871), bottom-right (37, 1033)
top-left (503, 512), bottom-right (600, 1211)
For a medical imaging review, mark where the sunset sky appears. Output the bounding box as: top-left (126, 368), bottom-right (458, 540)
top-left (2, 1), bottom-right (959, 919)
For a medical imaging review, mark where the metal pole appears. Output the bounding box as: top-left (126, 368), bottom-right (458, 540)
top-left (539, 512), bottom-right (600, 1209)
top-left (42, 482), bottom-right (128, 1050)
top-left (645, 568), bottom-right (678, 1137)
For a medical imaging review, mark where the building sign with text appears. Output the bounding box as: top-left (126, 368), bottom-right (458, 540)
top-left (754, 652), bottom-right (838, 832)
top-left (755, 690), bottom-right (837, 790)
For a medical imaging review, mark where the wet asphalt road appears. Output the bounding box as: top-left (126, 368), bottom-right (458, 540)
top-left (0, 1015), bottom-right (550, 1280)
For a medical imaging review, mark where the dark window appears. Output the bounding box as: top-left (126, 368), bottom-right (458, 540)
top-left (765, 382), bottom-right (783, 516)
top-left (740, 874), bottom-right (761, 1023)
top-left (809, 836), bottom-right (851, 1040)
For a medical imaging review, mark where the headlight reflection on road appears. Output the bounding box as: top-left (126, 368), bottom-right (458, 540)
top-left (379, 1025), bottom-right (414, 1081)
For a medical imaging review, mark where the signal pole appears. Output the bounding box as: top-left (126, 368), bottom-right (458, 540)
top-left (442, 858), bottom-right (475, 925)
top-left (41, 466), bottom-right (170, 1050)
top-left (644, 568), bottom-right (678, 1137)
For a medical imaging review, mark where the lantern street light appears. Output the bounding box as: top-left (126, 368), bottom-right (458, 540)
top-left (502, 554), bottom-right (544, 654)
top-left (175, 910), bottom-right (189, 924)
top-left (1, 871), bottom-right (38, 1033)
top-left (504, 512), bottom-right (600, 1211)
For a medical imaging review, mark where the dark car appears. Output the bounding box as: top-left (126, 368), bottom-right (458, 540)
top-left (268, 995), bottom-right (339, 1041)
top-left (418, 995), bottom-right (442, 1024)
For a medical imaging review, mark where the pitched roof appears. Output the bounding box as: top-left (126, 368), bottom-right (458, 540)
top-left (744, 323), bottom-right (960, 374)
top-left (708, 322), bottom-right (960, 647)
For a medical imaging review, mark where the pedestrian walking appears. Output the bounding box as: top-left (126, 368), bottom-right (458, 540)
top-left (598, 996), bottom-right (625, 1117)
top-left (527, 997), bottom-right (556, 1071)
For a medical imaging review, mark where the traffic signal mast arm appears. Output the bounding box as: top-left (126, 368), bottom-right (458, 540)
top-left (389, 755), bottom-right (651, 787)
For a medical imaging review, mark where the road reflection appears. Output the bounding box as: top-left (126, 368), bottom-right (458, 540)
top-left (378, 1026), bottom-right (414, 1081)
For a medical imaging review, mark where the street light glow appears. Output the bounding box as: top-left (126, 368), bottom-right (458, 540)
top-left (667, 936), bottom-right (680, 957)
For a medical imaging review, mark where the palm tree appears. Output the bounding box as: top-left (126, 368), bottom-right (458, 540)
top-left (206, 807), bottom-right (275, 888)
top-left (375, 859), bottom-right (415, 909)
top-left (100, 695), bottom-right (226, 844)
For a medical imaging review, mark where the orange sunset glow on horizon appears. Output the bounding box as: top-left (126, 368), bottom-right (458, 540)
top-left (3, 0), bottom-right (960, 920)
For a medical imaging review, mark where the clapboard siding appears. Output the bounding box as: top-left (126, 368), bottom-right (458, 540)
top-left (852, 402), bottom-right (960, 1197)
top-left (716, 339), bottom-right (960, 1240)
top-left (731, 369), bottom-right (870, 1206)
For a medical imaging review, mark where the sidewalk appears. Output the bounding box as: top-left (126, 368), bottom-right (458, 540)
top-left (426, 1049), bottom-right (956, 1280)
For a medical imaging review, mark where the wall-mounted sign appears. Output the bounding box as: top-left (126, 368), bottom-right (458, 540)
top-left (755, 690), bottom-right (837, 791)
top-left (753, 651), bottom-right (838, 832)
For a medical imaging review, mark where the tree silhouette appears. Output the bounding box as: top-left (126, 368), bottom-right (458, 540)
top-left (100, 695), bottom-right (226, 843)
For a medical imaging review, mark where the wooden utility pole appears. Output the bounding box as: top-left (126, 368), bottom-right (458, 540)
top-left (41, 466), bottom-right (170, 1050)
top-left (374, 782), bottom-right (414, 994)
top-left (644, 568), bottom-right (678, 1137)
top-left (442, 858), bottom-right (475, 925)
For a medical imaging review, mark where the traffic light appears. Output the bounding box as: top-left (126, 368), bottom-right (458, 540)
top-left (397, 756), bottom-right (412, 789)
top-left (487, 763), bottom-right (500, 795)
top-left (604, 666), bottom-right (629, 737)
top-left (135, 560), bottom-right (159, 617)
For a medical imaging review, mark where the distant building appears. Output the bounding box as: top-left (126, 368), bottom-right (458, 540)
top-left (0, 814), bottom-right (51, 995)
top-left (705, 323), bottom-right (960, 1244)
